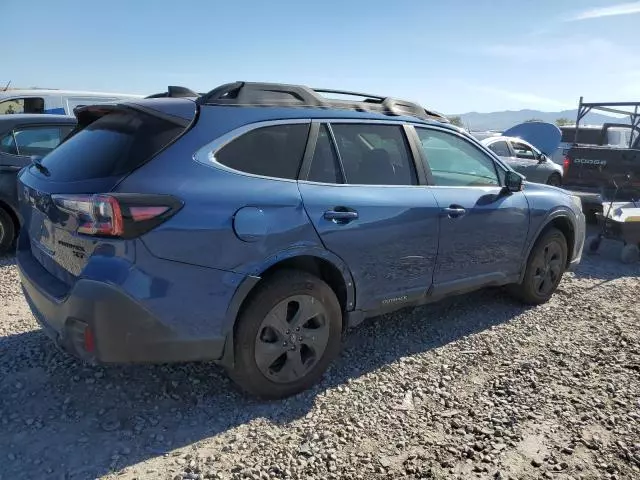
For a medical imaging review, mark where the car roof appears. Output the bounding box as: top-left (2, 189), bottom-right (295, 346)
top-left (0, 89), bottom-right (142, 98)
top-left (484, 135), bottom-right (529, 144)
top-left (121, 97), bottom-right (461, 133)
top-left (0, 114), bottom-right (76, 127)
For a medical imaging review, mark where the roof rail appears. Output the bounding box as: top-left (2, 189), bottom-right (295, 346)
top-left (196, 81), bottom-right (448, 123)
top-left (146, 86), bottom-right (200, 99)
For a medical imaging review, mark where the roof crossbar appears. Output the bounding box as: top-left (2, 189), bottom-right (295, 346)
top-left (196, 81), bottom-right (449, 123)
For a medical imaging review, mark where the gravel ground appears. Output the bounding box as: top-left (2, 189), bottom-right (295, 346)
top-left (0, 236), bottom-right (639, 480)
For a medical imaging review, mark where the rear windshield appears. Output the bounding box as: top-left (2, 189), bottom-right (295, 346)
top-left (560, 127), bottom-right (601, 145)
top-left (39, 109), bottom-right (184, 181)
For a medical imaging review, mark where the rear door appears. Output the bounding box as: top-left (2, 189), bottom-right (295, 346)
top-left (414, 126), bottom-right (529, 293)
top-left (17, 102), bottom-right (195, 284)
top-left (298, 121), bottom-right (440, 311)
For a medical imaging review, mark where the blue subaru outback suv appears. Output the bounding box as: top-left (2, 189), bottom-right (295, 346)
top-left (17, 82), bottom-right (585, 398)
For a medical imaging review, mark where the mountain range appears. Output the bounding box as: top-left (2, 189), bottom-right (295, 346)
top-left (454, 109), bottom-right (628, 132)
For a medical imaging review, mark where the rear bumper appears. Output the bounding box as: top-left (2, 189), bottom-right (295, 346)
top-left (17, 240), bottom-right (243, 364)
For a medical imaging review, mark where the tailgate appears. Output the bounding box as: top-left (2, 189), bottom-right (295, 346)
top-left (565, 145), bottom-right (640, 197)
top-left (17, 100), bottom-right (196, 285)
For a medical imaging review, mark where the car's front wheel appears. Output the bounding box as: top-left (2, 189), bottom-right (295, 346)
top-left (508, 228), bottom-right (568, 305)
top-left (229, 270), bottom-right (343, 399)
top-left (546, 173), bottom-right (562, 187)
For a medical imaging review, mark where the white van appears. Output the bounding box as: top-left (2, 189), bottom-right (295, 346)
top-left (0, 89), bottom-right (142, 116)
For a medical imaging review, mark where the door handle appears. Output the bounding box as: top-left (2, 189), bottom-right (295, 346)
top-left (443, 205), bottom-right (466, 218)
top-left (324, 209), bottom-right (358, 223)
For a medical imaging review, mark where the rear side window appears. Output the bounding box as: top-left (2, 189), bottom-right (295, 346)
top-left (330, 124), bottom-right (417, 185)
top-left (215, 124), bottom-right (310, 180)
top-left (308, 125), bottom-right (343, 183)
top-left (15, 127), bottom-right (65, 155)
top-left (0, 132), bottom-right (18, 154)
top-left (487, 141), bottom-right (510, 157)
top-left (39, 109), bottom-right (184, 181)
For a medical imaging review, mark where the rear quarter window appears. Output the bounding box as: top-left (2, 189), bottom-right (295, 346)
top-left (39, 109), bottom-right (184, 181)
top-left (214, 123), bottom-right (310, 180)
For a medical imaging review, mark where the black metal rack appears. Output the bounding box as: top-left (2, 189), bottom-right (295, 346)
top-left (575, 97), bottom-right (640, 148)
top-left (195, 81), bottom-right (449, 123)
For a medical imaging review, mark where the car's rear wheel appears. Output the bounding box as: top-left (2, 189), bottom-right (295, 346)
top-left (229, 270), bottom-right (342, 399)
top-left (508, 228), bottom-right (568, 305)
top-left (0, 207), bottom-right (15, 254)
top-left (546, 173), bottom-right (562, 187)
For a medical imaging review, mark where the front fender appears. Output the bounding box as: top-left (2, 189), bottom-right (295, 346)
top-left (518, 206), bottom-right (577, 282)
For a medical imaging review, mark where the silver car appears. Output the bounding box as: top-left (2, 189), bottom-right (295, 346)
top-left (481, 136), bottom-right (563, 186)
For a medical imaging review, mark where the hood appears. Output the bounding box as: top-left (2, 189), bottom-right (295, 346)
top-left (502, 121), bottom-right (562, 156)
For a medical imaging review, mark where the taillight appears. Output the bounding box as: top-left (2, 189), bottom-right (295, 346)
top-left (52, 193), bottom-right (182, 239)
top-left (563, 155), bottom-right (570, 173)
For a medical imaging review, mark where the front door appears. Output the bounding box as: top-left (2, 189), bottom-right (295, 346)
top-left (414, 126), bottom-right (530, 294)
top-left (298, 122), bottom-right (440, 312)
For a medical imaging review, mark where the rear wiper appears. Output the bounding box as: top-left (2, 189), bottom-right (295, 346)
top-left (31, 157), bottom-right (50, 177)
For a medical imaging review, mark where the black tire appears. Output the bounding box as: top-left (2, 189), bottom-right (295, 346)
top-left (546, 173), bottom-right (562, 187)
top-left (586, 235), bottom-right (601, 253)
top-left (620, 244), bottom-right (639, 264)
top-left (228, 270), bottom-right (343, 399)
top-left (508, 228), bottom-right (568, 305)
top-left (0, 207), bottom-right (15, 254)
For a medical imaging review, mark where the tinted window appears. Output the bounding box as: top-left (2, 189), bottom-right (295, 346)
top-left (416, 128), bottom-right (499, 187)
top-left (330, 124), bottom-right (417, 185)
top-left (511, 141), bottom-right (537, 160)
top-left (14, 127), bottom-right (64, 156)
top-left (308, 125), bottom-right (343, 183)
top-left (0, 97), bottom-right (45, 115)
top-left (0, 132), bottom-right (17, 155)
top-left (560, 127), bottom-right (601, 145)
top-left (216, 124), bottom-right (310, 180)
top-left (39, 109), bottom-right (184, 181)
top-left (487, 141), bottom-right (511, 157)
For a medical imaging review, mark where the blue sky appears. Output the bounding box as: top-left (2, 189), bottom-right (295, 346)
top-left (3, 0), bottom-right (639, 113)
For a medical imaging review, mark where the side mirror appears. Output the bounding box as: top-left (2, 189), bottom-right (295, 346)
top-left (537, 153), bottom-right (547, 163)
top-left (504, 170), bottom-right (524, 193)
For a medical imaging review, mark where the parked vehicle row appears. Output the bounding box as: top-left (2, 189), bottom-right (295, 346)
top-left (562, 100), bottom-right (640, 220)
top-left (0, 89), bottom-right (142, 116)
top-left (0, 114), bottom-right (77, 251)
top-left (15, 81), bottom-right (585, 398)
top-left (472, 121), bottom-right (565, 187)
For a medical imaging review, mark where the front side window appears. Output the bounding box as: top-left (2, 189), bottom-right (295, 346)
top-left (511, 141), bottom-right (537, 160)
top-left (215, 123), bottom-right (310, 180)
top-left (416, 128), bottom-right (499, 187)
top-left (0, 97), bottom-right (45, 115)
top-left (330, 123), bottom-right (417, 185)
top-left (487, 140), bottom-right (511, 157)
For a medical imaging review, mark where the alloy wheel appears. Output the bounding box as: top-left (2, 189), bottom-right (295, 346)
top-left (254, 295), bottom-right (330, 384)
top-left (532, 240), bottom-right (564, 296)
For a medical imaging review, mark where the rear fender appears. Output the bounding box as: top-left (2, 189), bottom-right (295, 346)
top-left (217, 247), bottom-right (355, 368)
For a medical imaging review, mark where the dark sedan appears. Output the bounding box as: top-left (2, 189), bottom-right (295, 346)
top-left (0, 114), bottom-right (76, 252)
